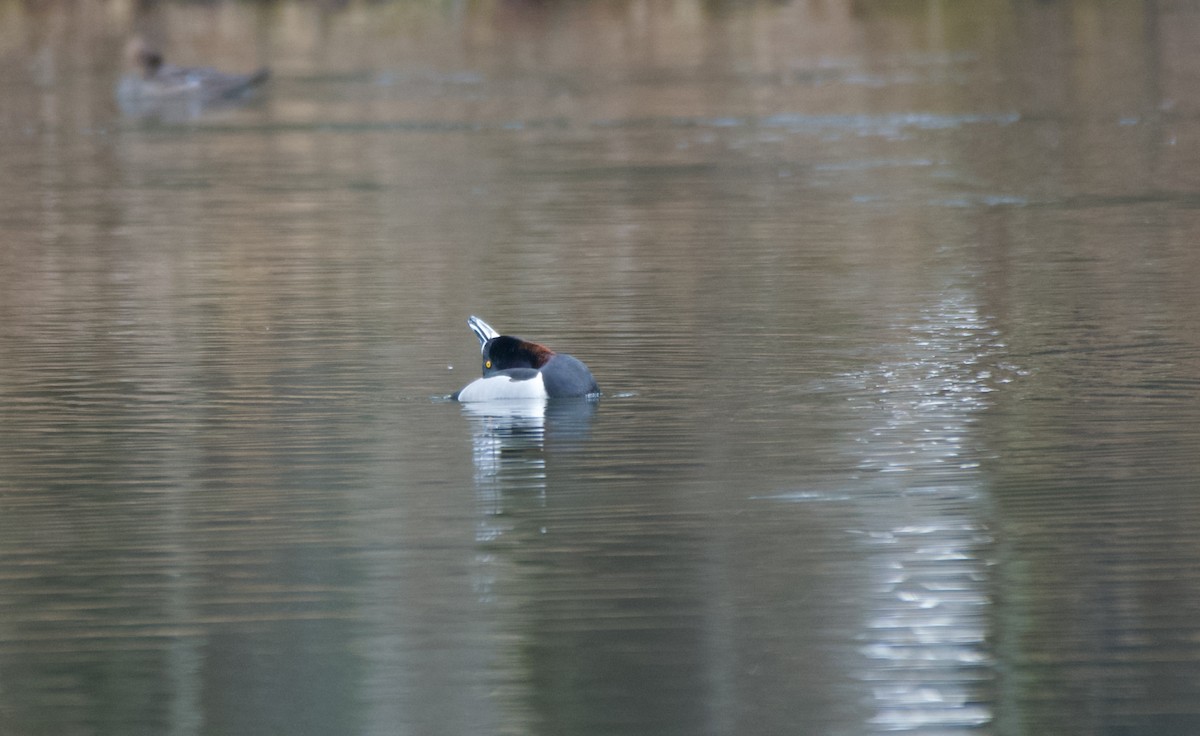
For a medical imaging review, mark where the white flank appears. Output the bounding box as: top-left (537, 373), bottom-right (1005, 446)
top-left (456, 372), bottom-right (547, 402)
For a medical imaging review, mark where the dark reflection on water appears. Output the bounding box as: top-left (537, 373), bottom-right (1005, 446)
top-left (4, 0), bottom-right (1200, 734)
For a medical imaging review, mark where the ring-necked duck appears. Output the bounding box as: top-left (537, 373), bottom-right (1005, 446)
top-left (453, 316), bottom-right (599, 401)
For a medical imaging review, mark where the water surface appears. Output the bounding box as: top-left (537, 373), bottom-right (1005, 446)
top-left (2, 1), bottom-right (1200, 734)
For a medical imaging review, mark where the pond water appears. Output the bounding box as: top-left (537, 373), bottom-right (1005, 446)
top-left (3, 1), bottom-right (1200, 734)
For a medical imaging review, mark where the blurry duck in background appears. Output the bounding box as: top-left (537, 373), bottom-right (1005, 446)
top-left (116, 39), bottom-right (269, 120)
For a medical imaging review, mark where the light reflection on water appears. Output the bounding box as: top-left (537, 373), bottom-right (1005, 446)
top-left (842, 292), bottom-right (1003, 733)
top-left (3, 0), bottom-right (1200, 735)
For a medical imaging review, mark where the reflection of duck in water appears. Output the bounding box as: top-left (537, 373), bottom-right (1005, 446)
top-left (116, 40), bottom-right (269, 118)
top-left (454, 316), bottom-right (600, 402)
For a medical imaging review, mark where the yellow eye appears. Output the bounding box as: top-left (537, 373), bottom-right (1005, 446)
top-left (485, 360), bottom-right (492, 369)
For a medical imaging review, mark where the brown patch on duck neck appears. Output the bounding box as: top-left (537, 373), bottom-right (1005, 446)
top-left (519, 340), bottom-right (555, 368)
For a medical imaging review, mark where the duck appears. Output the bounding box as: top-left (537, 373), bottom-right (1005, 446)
top-left (453, 316), bottom-right (599, 401)
top-left (116, 40), bottom-right (269, 117)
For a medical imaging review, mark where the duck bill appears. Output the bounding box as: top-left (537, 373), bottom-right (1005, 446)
top-left (467, 315), bottom-right (500, 349)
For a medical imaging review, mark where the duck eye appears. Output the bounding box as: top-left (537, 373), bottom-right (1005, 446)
top-left (485, 360), bottom-right (492, 369)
